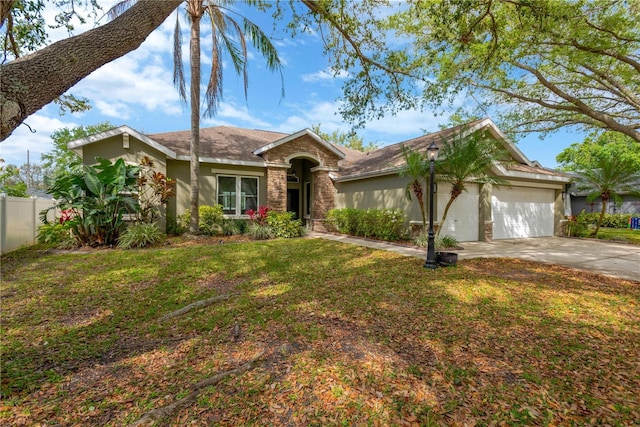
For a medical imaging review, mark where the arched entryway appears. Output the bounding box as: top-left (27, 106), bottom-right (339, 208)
top-left (259, 129), bottom-right (345, 230)
top-left (286, 157), bottom-right (319, 224)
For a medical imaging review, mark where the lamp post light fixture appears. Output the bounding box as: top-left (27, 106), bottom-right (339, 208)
top-left (424, 141), bottom-right (440, 269)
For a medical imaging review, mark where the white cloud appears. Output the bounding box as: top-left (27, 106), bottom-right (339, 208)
top-left (72, 55), bottom-right (182, 119)
top-left (0, 113), bottom-right (79, 166)
top-left (270, 100), bottom-right (345, 134)
top-left (365, 109), bottom-right (446, 137)
top-left (202, 102), bottom-right (272, 129)
top-left (301, 68), bottom-right (349, 83)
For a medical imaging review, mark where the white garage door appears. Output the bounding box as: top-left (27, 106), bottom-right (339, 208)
top-left (437, 183), bottom-right (479, 242)
top-left (492, 186), bottom-right (555, 239)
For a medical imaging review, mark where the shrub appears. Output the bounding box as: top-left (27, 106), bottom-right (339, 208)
top-left (37, 223), bottom-right (69, 245)
top-left (575, 211), bottom-right (632, 229)
top-left (41, 158), bottom-right (140, 246)
top-left (179, 204), bottom-right (225, 235)
top-left (326, 208), bottom-right (358, 235)
top-left (220, 219), bottom-right (241, 236)
top-left (37, 223), bottom-right (77, 248)
top-left (246, 222), bottom-right (275, 240)
top-left (437, 234), bottom-right (459, 249)
top-left (246, 206), bottom-right (271, 226)
top-left (376, 209), bottom-right (407, 241)
top-left (414, 230), bottom-right (429, 248)
top-left (166, 214), bottom-right (186, 235)
top-left (232, 219), bottom-right (249, 235)
top-left (118, 223), bottom-right (165, 249)
top-left (325, 208), bottom-right (407, 241)
top-left (266, 211), bottom-right (303, 238)
top-left (565, 215), bottom-right (589, 237)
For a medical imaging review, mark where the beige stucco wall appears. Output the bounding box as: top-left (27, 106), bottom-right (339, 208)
top-left (167, 160), bottom-right (267, 218)
top-left (80, 135), bottom-right (168, 175)
top-left (334, 174), bottom-right (424, 224)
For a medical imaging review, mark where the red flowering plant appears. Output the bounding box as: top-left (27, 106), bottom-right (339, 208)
top-left (246, 206), bottom-right (270, 225)
top-left (59, 209), bottom-right (74, 224)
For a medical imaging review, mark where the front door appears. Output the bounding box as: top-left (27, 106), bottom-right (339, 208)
top-left (287, 189), bottom-right (300, 219)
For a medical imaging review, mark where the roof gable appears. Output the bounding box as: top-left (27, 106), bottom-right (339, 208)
top-left (253, 128), bottom-right (346, 160)
top-left (67, 125), bottom-right (178, 159)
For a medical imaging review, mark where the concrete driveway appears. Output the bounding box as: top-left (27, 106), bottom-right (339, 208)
top-left (456, 237), bottom-right (639, 281)
top-left (309, 233), bottom-right (639, 282)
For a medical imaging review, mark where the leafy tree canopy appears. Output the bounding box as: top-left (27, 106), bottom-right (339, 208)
top-left (0, 160), bottom-right (28, 197)
top-left (294, 0), bottom-right (640, 142)
top-left (41, 122), bottom-right (114, 178)
top-left (1, 0), bottom-right (182, 141)
top-left (311, 124), bottom-right (377, 152)
top-left (556, 131), bottom-right (640, 173)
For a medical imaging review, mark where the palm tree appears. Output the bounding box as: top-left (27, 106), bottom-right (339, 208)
top-left (398, 145), bottom-right (428, 229)
top-left (435, 128), bottom-right (509, 238)
top-left (175, 0), bottom-right (283, 233)
top-left (111, 1), bottom-right (283, 233)
top-left (573, 157), bottom-right (640, 238)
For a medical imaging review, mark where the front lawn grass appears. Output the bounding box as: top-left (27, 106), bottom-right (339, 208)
top-left (595, 227), bottom-right (640, 245)
top-left (2, 238), bottom-right (639, 426)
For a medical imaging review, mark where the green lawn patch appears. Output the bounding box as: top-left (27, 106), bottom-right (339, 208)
top-left (1, 238), bottom-right (639, 425)
top-left (595, 227), bottom-right (640, 245)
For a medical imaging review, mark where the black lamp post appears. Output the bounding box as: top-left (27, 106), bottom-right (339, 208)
top-left (424, 141), bottom-right (439, 269)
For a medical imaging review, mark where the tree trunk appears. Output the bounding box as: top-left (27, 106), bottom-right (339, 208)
top-left (412, 180), bottom-right (427, 229)
top-left (0, 0), bottom-right (183, 141)
top-left (0, 0), bottom-right (15, 28)
top-left (592, 197), bottom-right (608, 238)
top-left (436, 188), bottom-right (462, 239)
top-left (189, 9), bottom-right (202, 234)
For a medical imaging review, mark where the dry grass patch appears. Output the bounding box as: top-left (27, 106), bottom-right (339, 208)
top-left (1, 239), bottom-right (638, 426)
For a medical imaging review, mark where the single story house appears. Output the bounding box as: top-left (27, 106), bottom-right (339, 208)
top-left (68, 118), bottom-right (571, 241)
top-left (568, 186), bottom-right (640, 215)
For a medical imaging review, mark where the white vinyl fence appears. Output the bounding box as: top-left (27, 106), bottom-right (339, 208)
top-left (0, 194), bottom-right (57, 254)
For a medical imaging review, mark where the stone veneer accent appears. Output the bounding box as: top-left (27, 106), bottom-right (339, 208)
top-left (483, 220), bottom-right (493, 241)
top-left (260, 135), bottom-right (340, 169)
top-left (266, 166), bottom-right (287, 212)
top-left (311, 169), bottom-right (335, 232)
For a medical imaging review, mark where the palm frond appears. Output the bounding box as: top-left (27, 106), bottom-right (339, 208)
top-left (106, 0), bottom-right (138, 20)
top-left (173, 12), bottom-right (187, 102)
top-left (204, 24), bottom-right (224, 117)
top-left (225, 16), bottom-right (250, 100)
top-left (242, 17), bottom-right (285, 99)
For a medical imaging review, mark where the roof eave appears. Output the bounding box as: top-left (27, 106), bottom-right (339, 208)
top-left (491, 163), bottom-right (571, 183)
top-left (67, 125), bottom-right (178, 159)
top-left (334, 167), bottom-right (401, 182)
top-left (174, 155), bottom-right (266, 167)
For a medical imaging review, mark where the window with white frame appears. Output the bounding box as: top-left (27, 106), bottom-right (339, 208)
top-left (217, 175), bottom-right (258, 215)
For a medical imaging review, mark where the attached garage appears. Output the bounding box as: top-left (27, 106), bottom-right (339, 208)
top-left (437, 183), bottom-right (479, 242)
top-left (491, 186), bottom-right (555, 239)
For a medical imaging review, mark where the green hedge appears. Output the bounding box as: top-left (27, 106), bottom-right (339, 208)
top-left (266, 211), bottom-right (304, 238)
top-left (575, 212), bottom-right (635, 229)
top-left (326, 208), bottom-right (407, 241)
top-left (179, 204), bottom-right (225, 235)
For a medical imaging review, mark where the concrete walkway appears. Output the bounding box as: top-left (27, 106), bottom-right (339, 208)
top-left (308, 232), bottom-right (640, 282)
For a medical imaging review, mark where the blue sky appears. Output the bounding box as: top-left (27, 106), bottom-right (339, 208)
top-left (1, 1), bottom-right (586, 169)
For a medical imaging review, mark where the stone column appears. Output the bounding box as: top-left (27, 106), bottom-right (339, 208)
top-left (266, 164), bottom-right (288, 212)
top-left (554, 189), bottom-right (565, 236)
top-left (479, 183), bottom-right (493, 241)
top-left (311, 167), bottom-right (337, 231)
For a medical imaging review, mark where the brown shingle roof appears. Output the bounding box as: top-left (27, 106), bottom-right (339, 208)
top-left (148, 126), bottom-right (287, 162)
top-left (147, 126), bottom-right (367, 164)
top-left (338, 121), bottom-right (482, 177)
top-left (338, 119), bottom-right (568, 180)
